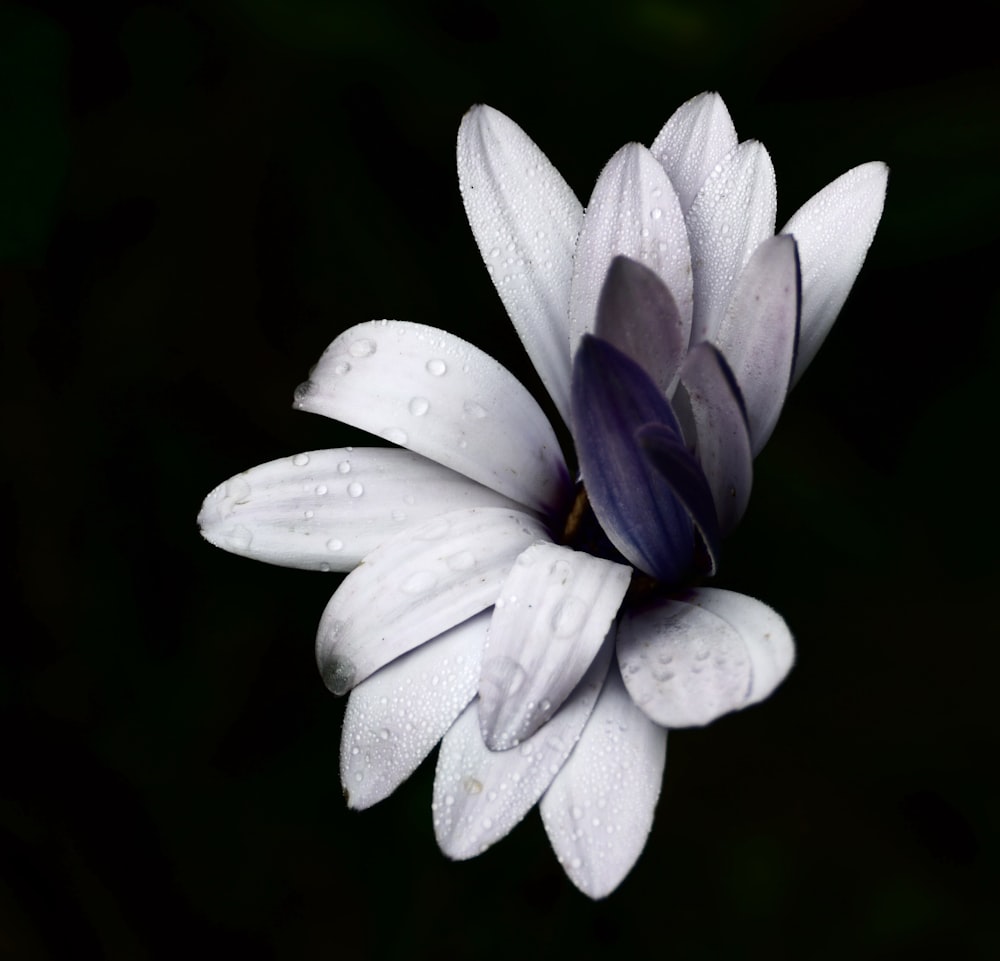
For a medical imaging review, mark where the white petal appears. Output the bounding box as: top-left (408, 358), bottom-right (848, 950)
top-left (295, 320), bottom-right (570, 516)
top-left (316, 507), bottom-right (549, 694)
top-left (782, 162), bottom-right (888, 383)
top-left (340, 610), bottom-right (489, 810)
top-left (540, 663), bottom-right (667, 899)
top-left (715, 234), bottom-right (800, 455)
top-left (433, 637), bottom-right (613, 861)
top-left (478, 543), bottom-right (631, 750)
top-left (568, 144), bottom-right (692, 363)
top-left (617, 588), bottom-right (794, 728)
top-left (686, 141), bottom-right (777, 346)
top-left (198, 448), bottom-right (524, 572)
top-left (650, 91), bottom-right (738, 213)
top-left (458, 105), bottom-right (584, 424)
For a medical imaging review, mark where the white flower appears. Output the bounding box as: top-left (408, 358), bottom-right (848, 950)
top-left (199, 92), bottom-right (886, 898)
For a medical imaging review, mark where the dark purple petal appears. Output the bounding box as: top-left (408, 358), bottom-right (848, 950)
top-left (572, 334), bottom-right (696, 583)
top-left (594, 256), bottom-right (686, 395)
top-left (672, 342), bottom-right (753, 537)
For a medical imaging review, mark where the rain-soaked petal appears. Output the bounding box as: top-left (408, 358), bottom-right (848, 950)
top-left (295, 320), bottom-right (570, 517)
top-left (458, 105), bottom-right (584, 425)
top-left (433, 635), bottom-right (613, 860)
top-left (650, 91), bottom-right (739, 213)
top-left (198, 448), bottom-right (523, 572)
top-left (316, 507), bottom-right (548, 695)
top-left (714, 234), bottom-right (800, 456)
top-left (616, 587), bottom-right (795, 728)
top-left (594, 255), bottom-right (686, 396)
top-left (686, 140), bottom-right (777, 346)
top-left (341, 611), bottom-right (489, 810)
top-left (478, 542), bottom-right (630, 750)
top-left (572, 335), bottom-right (696, 583)
top-left (540, 663), bottom-right (666, 899)
top-left (782, 161), bottom-right (888, 383)
top-left (671, 343), bottom-right (753, 537)
top-left (569, 144), bottom-right (692, 358)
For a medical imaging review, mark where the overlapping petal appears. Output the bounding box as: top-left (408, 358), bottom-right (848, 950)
top-left (198, 448), bottom-right (524, 572)
top-left (295, 320), bottom-right (571, 516)
top-left (316, 507), bottom-right (548, 695)
top-left (458, 105), bottom-right (584, 424)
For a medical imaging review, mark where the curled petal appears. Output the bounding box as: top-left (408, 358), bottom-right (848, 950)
top-left (433, 637), bottom-right (613, 861)
top-left (782, 162), bottom-right (888, 383)
top-left (295, 320), bottom-right (570, 517)
top-left (715, 234), bottom-right (800, 455)
top-left (668, 341), bottom-right (753, 537)
top-left (458, 105), bottom-right (583, 423)
top-left (540, 663), bottom-right (667, 899)
top-left (198, 448), bottom-right (523, 572)
top-left (617, 587), bottom-right (795, 728)
top-left (479, 542), bottom-right (631, 750)
top-left (594, 255), bottom-right (686, 396)
top-left (686, 141), bottom-right (777, 345)
top-left (650, 91), bottom-right (738, 212)
top-left (316, 508), bottom-right (548, 695)
top-left (569, 144), bottom-right (692, 358)
top-left (341, 611), bottom-right (489, 810)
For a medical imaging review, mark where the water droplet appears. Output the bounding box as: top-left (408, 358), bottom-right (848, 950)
top-left (293, 381), bottom-right (314, 404)
top-left (337, 460), bottom-right (351, 474)
top-left (462, 400), bottom-right (487, 419)
top-left (347, 481), bottom-right (364, 498)
top-left (381, 427), bottom-right (408, 445)
top-left (651, 207), bottom-right (663, 220)
top-left (401, 570), bottom-right (437, 594)
top-left (303, 510), bottom-right (314, 519)
top-left (222, 525), bottom-right (253, 550)
top-left (292, 453), bottom-right (310, 467)
top-left (348, 338), bottom-right (376, 358)
top-left (333, 361), bottom-right (351, 376)
top-left (463, 777), bottom-right (483, 795)
top-left (319, 562), bottom-right (331, 572)
top-left (378, 728), bottom-right (390, 741)
top-left (408, 396), bottom-right (430, 416)
top-left (326, 538), bottom-right (344, 552)
top-left (551, 597), bottom-right (587, 637)
top-left (321, 655), bottom-right (356, 696)
top-left (426, 358), bottom-right (447, 376)
top-left (570, 856), bottom-right (582, 870)
top-left (315, 484), bottom-right (328, 496)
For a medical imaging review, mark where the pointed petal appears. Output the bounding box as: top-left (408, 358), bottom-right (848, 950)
top-left (569, 144), bottom-right (692, 359)
top-left (295, 321), bottom-right (570, 516)
top-left (650, 91), bottom-right (738, 213)
top-left (715, 234), bottom-right (800, 455)
top-left (686, 141), bottom-right (777, 345)
top-left (341, 610), bottom-right (489, 810)
top-left (540, 663), bottom-right (666, 899)
top-left (198, 448), bottom-right (525, 572)
top-left (478, 542), bottom-right (630, 750)
top-left (572, 335), bottom-right (696, 583)
top-left (782, 162), bottom-right (888, 383)
top-left (316, 507), bottom-right (549, 694)
top-left (594, 255), bottom-right (686, 395)
top-left (671, 344), bottom-right (753, 537)
top-left (458, 105), bottom-right (584, 424)
top-left (433, 637), bottom-right (613, 860)
top-left (617, 588), bottom-right (795, 728)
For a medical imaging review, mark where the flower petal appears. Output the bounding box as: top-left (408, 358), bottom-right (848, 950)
top-left (594, 255), bottom-right (686, 396)
top-left (433, 636), bottom-right (613, 860)
top-left (671, 343), bottom-right (753, 537)
top-left (568, 143), bottom-right (692, 359)
top-left (316, 507), bottom-right (548, 695)
top-left (617, 587), bottom-right (794, 728)
top-left (540, 662), bottom-right (667, 899)
top-left (198, 448), bottom-right (524, 572)
top-left (714, 234), bottom-right (800, 455)
top-left (340, 610), bottom-right (489, 810)
top-left (650, 91), bottom-right (738, 213)
top-left (295, 320), bottom-right (570, 516)
top-left (458, 105), bottom-right (584, 424)
top-left (686, 140), bottom-right (777, 345)
top-left (478, 542), bottom-right (631, 750)
top-left (782, 161), bottom-right (888, 383)
top-left (572, 335), bottom-right (695, 582)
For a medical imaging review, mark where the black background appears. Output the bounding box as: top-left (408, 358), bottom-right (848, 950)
top-left (4, 0), bottom-right (998, 957)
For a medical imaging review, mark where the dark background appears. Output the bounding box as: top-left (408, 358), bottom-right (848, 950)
top-left (4, 0), bottom-right (998, 957)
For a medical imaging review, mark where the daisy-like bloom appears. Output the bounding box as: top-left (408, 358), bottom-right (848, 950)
top-left (199, 92), bottom-right (887, 898)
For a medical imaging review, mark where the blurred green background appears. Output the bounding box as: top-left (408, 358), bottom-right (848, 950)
top-left (3, 0), bottom-right (997, 957)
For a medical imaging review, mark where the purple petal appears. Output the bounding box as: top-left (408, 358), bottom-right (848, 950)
top-left (594, 255), bottom-right (686, 395)
top-left (672, 343), bottom-right (753, 537)
top-left (572, 335), bottom-right (695, 583)
top-left (715, 235), bottom-right (800, 455)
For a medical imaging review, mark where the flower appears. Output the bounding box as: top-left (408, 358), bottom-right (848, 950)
top-left (199, 92), bottom-right (886, 898)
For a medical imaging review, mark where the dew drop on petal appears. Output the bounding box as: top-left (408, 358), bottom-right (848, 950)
top-left (293, 381), bottom-right (314, 405)
top-left (347, 482), bottom-right (364, 498)
top-left (292, 453), bottom-right (310, 467)
top-left (426, 358), bottom-right (447, 376)
top-left (337, 460), bottom-right (351, 474)
top-left (315, 484), bottom-right (328, 495)
top-left (321, 655), bottom-right (356, 695)
top-left (401, 570), bottom-right (437, 594)
top-left (408, 396), bottom-right (430, 416)
top-left (333, 361), bottom-right (351, 376)
top-left (326, 538), bottom-right (344, 552)
top-left (446, 550), bottom-right (476, 572)
top-left (462, 400), bottom-right (488, 419)
top-left (348, 338), bottom-right (377, 358)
